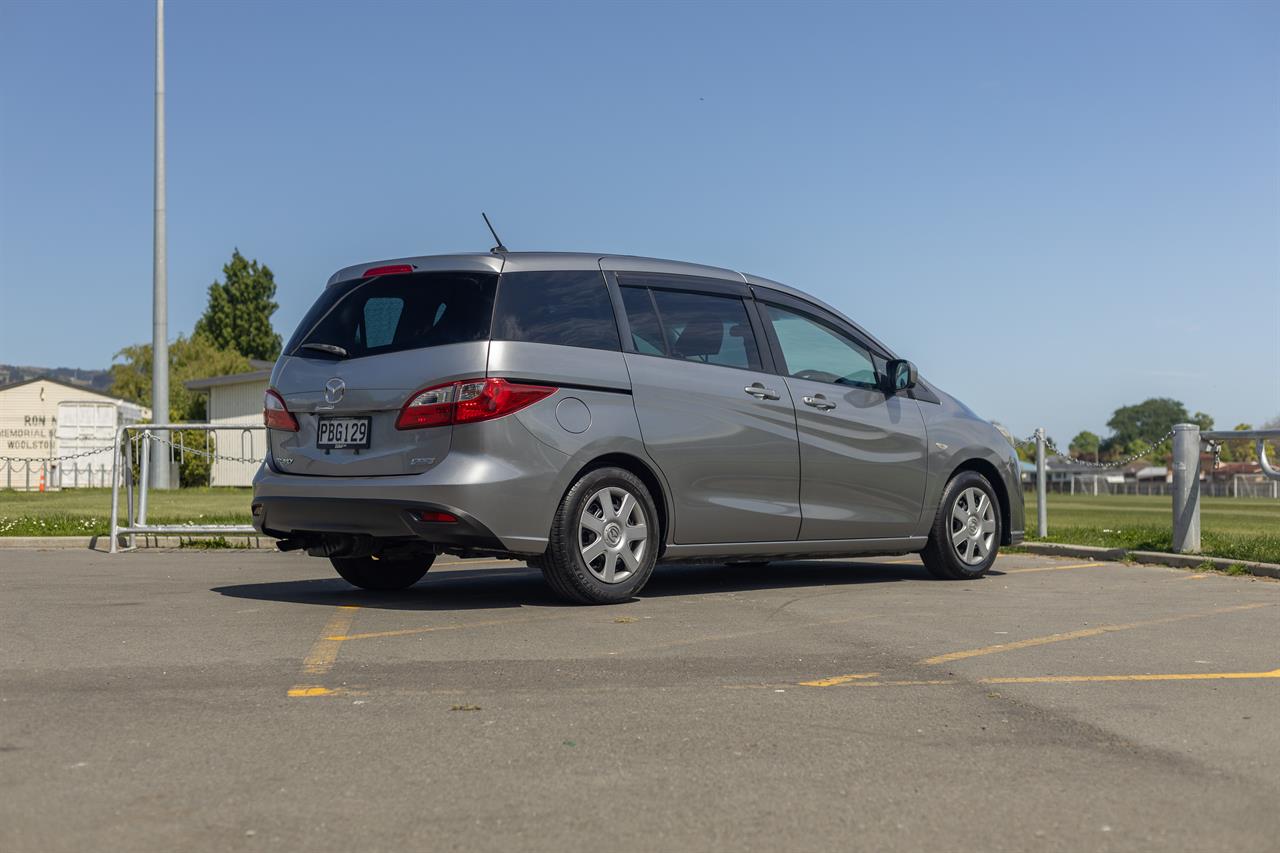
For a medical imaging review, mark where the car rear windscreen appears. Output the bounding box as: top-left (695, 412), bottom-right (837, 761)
top-left (286, 272), bottom-right (498, 359)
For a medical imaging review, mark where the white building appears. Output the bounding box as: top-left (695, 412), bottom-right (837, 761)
top-left (184, 368), bottom-right (270, 487)
top-left (0, 378), bottom-right (150, 490)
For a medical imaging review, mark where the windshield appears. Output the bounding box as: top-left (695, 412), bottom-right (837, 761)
top-left (286, 272), bottom-right (498, 360)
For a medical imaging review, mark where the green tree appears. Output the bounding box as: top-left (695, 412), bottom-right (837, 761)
top-left (1069, 430), bottom-right (1100, 462)
top-left (1105, 398), bottom-right (1190, 447)
top-left (193, 249), bottom-right (283, 361)
top-left (110, 333), bottom-right (250, 422)
top-left (109, 334), bottom-right (253, 487)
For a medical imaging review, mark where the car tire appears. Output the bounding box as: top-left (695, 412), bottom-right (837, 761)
top-left (330, 554), bottom-right (434, 591)
top-left (541, 467), bottom-right (659, 604)
top-left (920, 471), bottom-right (1001, 580)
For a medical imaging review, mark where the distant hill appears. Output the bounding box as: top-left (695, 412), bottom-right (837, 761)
top-left (0, 364), bottom-right (113, 393)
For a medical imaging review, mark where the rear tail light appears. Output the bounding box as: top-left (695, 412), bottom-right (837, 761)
top-left (455, 378), bottom-right (556, 424)
top-left (396, 378), bottom-right (555, 430)
top-left (396, 382), bottom-right (459, 429)
top-left (263, 389), bottom-right (299, 432)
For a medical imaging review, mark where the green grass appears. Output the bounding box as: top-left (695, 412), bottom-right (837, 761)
top-left (1024, 492), bottom-right (1280, 565)
top-left (0, 487), bottom-right (252, 537)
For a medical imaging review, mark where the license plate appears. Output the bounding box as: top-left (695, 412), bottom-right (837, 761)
top-left (316, 417), bottom-right (371, 449)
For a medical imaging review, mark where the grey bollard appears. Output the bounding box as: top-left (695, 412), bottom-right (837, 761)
top-left (1171, 423), bottom-right (1200, 553)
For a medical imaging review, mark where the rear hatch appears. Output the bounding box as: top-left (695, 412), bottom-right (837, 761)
top-left (269, 269), bottom-right (498, 476)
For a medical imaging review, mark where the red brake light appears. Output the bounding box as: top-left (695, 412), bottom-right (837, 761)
top-left (263, 389), bottom-right (299, 432)
top-left (396, 379), bottom-right (555, 430)
top-left (363, 264), bottom-right (415, 277)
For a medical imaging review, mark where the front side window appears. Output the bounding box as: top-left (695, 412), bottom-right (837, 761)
top-left (492, 270), bottom-right (620, 351)
top-left (650, 290), bottom-right (762, 371)
top-left (289, 272), bottom-right (497, 359)
top-left (764, 304), bottom-right (878, 387)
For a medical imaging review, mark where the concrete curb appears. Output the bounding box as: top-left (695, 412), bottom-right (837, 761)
top-left (1018, 542), bottom-right (1280, 580)
top-left (0, 536), bottom-right (97, 550)
top-left (0, 534), bottom-right (276, 552)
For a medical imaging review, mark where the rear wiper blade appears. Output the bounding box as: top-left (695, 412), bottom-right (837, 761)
top-left (300, 342), bottom-right (348, 358)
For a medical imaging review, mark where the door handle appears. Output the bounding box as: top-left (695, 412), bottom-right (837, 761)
top-left (803, 395), bottom-right (836, 411)
top-left (744, 384), bottom-right (780, 401)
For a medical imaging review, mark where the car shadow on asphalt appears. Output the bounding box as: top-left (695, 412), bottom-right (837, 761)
top-left (209, 559), bottom-right (935, 612)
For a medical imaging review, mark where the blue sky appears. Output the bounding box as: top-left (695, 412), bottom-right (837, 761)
top-left (1, 0), bottom-right (1276, 443)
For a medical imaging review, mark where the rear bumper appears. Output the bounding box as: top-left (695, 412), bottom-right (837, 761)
top-left (251, 416), bottom-right (571, 555)
top-left (252, 496), bottom-right (506, 552)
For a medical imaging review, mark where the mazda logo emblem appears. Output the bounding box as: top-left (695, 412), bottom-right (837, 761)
top-left (324, 378), bottom-right (346, 404)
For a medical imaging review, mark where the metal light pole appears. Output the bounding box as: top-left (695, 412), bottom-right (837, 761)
top-left (150, 0), bottom-right (170, 488)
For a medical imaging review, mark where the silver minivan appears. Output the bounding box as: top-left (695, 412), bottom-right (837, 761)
top-left (252, 252), bottom-right (1024, 603)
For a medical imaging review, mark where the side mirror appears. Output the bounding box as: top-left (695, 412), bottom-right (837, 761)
top-left (885, 359), bottom-right (917, 393)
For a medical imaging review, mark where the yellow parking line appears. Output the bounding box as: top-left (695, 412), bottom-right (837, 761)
top-left (288, 605), bottom-right (358, 697)
top-left (1003, 561), bottom-right (1106, 574)
top-left (800, 667), bottom-right (1280, 689)
top-left (329, 611), bottom-right (566, 643)
top-left (844, 678), bottom-right (958, 687)
top-left (918, 603), bottom-right (1270, 666)
top-left (981, 668), bottom-right (1280, 685)
top-left (798, 672), bottom-right (880, 687)
top-left (287, 685), bottom-right (345, 697)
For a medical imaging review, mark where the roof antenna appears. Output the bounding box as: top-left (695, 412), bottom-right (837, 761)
top-left (482, 212), bottom-right (508, 254)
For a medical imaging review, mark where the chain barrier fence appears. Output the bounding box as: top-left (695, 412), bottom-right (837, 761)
top-left (1016, 424), bottom-right (1280, 554)
top-left (5, 416), bottom-right (1277, 556)
top-left (1, 443), bottom-right (134, 492)
top-left (1, 426), bottom-right (266, 492)
top-left (106, 424), bottom-right (268, 552)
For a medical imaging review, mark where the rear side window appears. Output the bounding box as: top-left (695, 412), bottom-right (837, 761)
top-left (647, 290), bottom-right (762, 371)
top-left (288, 272), bottom-right (497, 359)
top-left (620, 286), bottom-right (665, 355)
top-left (492, 270), bottom-right (620, 351)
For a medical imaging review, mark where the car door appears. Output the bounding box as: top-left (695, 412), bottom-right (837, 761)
top-left (612, 273), bottom-right (802, 544)
top-left (757, 297), bottom-right (927, 540)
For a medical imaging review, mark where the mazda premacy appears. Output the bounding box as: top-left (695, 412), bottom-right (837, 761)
top-left (252, 251), bottom-right (1024, 603)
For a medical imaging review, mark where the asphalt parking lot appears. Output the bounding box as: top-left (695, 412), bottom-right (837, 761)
top-left (2, 548), bottom-right (1278, 852)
